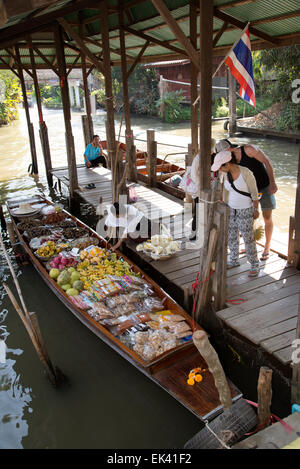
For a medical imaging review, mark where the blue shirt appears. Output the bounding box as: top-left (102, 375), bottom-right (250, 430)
top-left (84, 143), bottom-right (102, 161)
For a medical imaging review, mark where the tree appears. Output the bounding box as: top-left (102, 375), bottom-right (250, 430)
top-left (260, 45), bottom-right (300, 131)
top-left (0, 71), bottom-right (22, 125)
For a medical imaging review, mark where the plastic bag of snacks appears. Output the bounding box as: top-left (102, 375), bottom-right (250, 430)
top-left (142, 297), bottom-right (164, 313)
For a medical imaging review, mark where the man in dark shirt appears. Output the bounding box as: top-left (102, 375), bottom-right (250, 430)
top-left (216, 139), bottom-right (278, 260)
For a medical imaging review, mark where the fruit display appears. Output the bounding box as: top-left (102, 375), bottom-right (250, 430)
top-left (49, 252), bottom-right (78, 270)
top-left (35, 241), bottom-right (62, 259)
top-left (23, 203), bottom-right (192, 363)
top-left (136, 234), bottom-right (180, 260)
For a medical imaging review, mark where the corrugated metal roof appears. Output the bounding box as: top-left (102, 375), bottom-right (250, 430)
top-left (0, 0), bottom-right (299, 70)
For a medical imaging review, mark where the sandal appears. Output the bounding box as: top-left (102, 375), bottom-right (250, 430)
top-left (260, 252), bottom-right (269, 261)
top-left (248, 269), bottom-right (259, 277)
top-left (227, 262), bottom-right (240, 269)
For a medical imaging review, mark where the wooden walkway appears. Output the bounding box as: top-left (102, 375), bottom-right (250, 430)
top-left (217, 246), bottom-right (300, 368)
top-left (51, 164), bottom-right (299, 372)
top-left (52, 165), bottom-right (184, 221)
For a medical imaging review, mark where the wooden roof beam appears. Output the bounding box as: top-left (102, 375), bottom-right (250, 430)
top-left (213, 21), bottom-right (229, 47)
top-left (126, 40), bottom-right (150, 79)
top-left (57, 17), bottom-right (104, 74)
top-left (0, 0), bottom-right (104, 48)
top-left (123, 26), bottom-right (188, 57)
top-left (213, 7), bottom-right (278, 44)
top-left (30, 41), bottom-right (60, 75)
top-left (150, 0), bottom-right (199, 69)
top-left (5, 47), bottom-right (34, 78)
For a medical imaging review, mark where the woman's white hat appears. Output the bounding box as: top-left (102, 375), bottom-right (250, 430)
top-left (211, 151), bottom-right (232, 172)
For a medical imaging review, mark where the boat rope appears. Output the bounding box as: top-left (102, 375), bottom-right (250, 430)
top-left (204, 420), bottom-right (231, 449)
top-left (197, 198), bottom-right (222, 205)
top-left (244, 400), bottom-right (297, 436)
top-left (192, 269), bottom-right (215, 331)
top-left (226, 298), bottom-right (246, 305)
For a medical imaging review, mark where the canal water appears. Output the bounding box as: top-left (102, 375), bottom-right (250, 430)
top-left (0, 107), bottom-right (299, 448)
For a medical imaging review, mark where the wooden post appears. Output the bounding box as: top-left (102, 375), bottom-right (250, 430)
top-left (119, 4), bottom-right (137, 183)
top-left (289, 147), bottom-right (300, 268)
top-left (0, 205), bottom-right (6, 231)
top-left (212, 203), bottom-right (229, 310)
top-left (81, 114), bottom-right (90, 148)
top-left (257, 366), bottom-right (273, 428)
top-left (193, 330), bottom-right (232, 409)
top-left (190, 0), bottom-right (198, 155)
top-left (185, 143), bottom-right (193, 204)
top-left (291, 294), bottom-right (300, 405)
top-left (80, 17), bottom-right (94, 144)
top-left (7, 221), bottom-right (17, 251)
top-left (147, 129), bottom-right (157, 187)
top-left (228, 70), bottom-right (237, 136)
top-left (27, 37), bottom-right (53, 187)
top-left (198, 0), bottom-right (213, 192)
top-left (101, 3), bottom-right (118, 201)
top-left (15, 46), bottom-right (38, 175)
top-left (54, 23), bottom-right (78, 201)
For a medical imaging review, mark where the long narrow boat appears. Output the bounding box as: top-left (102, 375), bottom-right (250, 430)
top-left (100, 141), bottom-right (185, 200)
top-left (7, 195), bottom-right (241, 421)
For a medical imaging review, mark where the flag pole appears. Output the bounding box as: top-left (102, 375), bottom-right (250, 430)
top-left (192, 22), bottom-right (250, 106)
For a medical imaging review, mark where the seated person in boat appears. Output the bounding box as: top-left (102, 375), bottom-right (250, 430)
top-left (104, 202), bottom-right (153, 252)
top-left (84, 135), bottom-right (107, 168)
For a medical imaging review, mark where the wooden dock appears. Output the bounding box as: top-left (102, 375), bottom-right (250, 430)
top-left (217, 247), bottom-right (300, 369)
top-left (51, 164), bottom-right (298, 377)
top-left (52, 165), bottom-right (184, 221)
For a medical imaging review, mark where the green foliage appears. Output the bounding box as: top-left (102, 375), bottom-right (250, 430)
top-left (0, 71), bottom-right (22, 125)
top-left (236, 95), bottom-right (274, 117)
top-left (37, 84), bottom-right (62, 109)
top-left (214, 97), bottom-right (229, 118)
top-left (275, 102), bottom-right (300, 132)
top-left (156, 90), bottom-right (185, 122)
top-left (93, 65), bottom-right (159, 116)
top-left (260, 45), bottom-right (300, 130)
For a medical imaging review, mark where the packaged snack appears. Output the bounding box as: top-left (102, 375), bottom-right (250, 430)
top-left (176, 330), bottom-right (193, 340)
top-left (134, 313), bottom-right (151, 324)
top-left (115, 319), bottom-right (135, 334)
top-left (69, 295), bottom-right (91, 310)
top-left (169, 321), bottom-right (191, 335)
top-left (90, 302), bottom-right (114, 317)
top-left (142, 297), bottom-right (164, 313)
top-left (114, 303), bottom-right (138, 316)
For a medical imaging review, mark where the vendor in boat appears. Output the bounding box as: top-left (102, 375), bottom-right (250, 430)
top-left (84, 135), bottom-right (107, 168)
top-left (104, 202), bottom-right (154, 252)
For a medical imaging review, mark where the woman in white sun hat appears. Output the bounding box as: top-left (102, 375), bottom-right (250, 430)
top-left (211, 150), bottom-right (260, 277)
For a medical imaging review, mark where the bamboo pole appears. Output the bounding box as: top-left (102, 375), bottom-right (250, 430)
top-left (193, 330), bottom-right (232, 409)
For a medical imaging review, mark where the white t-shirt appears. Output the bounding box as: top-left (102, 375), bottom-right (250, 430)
top-left (224, 173), bottom-right (252, 209)
top-left (105, 204), bottom-right (144, 235)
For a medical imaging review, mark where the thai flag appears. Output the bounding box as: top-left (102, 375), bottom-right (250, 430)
top-left (225, 27), bottom-right (256, 108)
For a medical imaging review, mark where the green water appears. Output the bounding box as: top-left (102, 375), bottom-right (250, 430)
top-left (0, 107), bottom-right (299, 448)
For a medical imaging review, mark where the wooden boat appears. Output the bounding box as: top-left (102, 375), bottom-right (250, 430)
top-left (7, 195), bottom-right (241, 421)
top-left (100, 140), bottom-right (185, 200)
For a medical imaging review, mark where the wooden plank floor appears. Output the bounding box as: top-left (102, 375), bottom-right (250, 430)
top-left (52, 165), bottom-right (298, 369)
top-left (217, 249), bottom-right (300, 367)
top-left (52, 166), bottom-right (184, 221)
